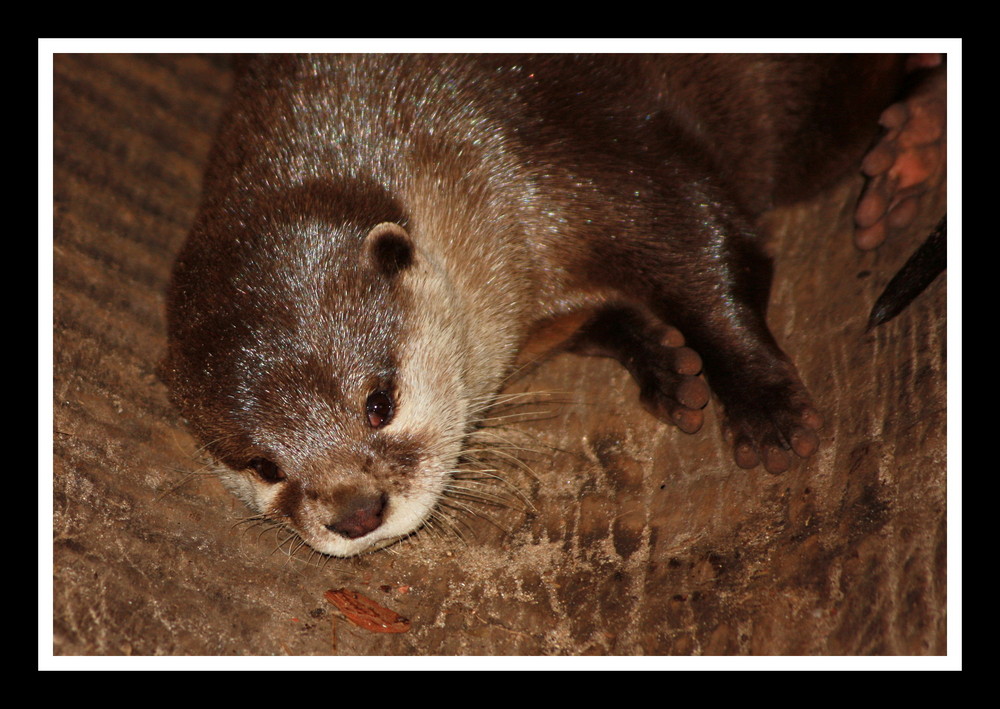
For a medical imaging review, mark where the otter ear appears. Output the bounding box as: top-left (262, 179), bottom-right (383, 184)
top-left (365, 222), bottom-right (414, 277)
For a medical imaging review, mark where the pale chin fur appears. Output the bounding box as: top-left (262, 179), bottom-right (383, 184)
top-left (219, 468), bottom-right (444, 556)
top-left (219, 411), bottom-right (456, 557)
top-left (301, 483), bottom-right (445, 557)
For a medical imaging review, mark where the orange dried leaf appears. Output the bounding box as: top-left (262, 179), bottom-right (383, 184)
top-left (324, 588), bottom-right (411, 634)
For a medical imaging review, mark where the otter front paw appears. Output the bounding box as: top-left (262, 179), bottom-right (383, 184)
top-left (719, 381), bottom-right (823, 474)
top-left (633, 326), bottom-right (710, 434)
top-left (855, 62), bottom-right (946, 250)
top-left (567, 309), bottom-right (710, 434)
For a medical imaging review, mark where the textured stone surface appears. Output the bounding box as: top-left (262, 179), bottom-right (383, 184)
top-left (48, 53), bottom-right (950, 660)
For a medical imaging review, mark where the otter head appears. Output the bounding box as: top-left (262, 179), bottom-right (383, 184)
top-left (163, 182), bottom-right (476, 556)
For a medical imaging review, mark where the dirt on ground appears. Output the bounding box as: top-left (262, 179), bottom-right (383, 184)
top-left (48, 53), bottom-right (950, 662)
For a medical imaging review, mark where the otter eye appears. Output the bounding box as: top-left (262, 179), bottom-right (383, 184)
top-left (366, 390), bottom-right (394, 428)
top-left (248, 457), bottom-right (284, 483)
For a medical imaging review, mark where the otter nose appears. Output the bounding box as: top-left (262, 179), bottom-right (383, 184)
top-left (327, 493), bottom-right (387, 539)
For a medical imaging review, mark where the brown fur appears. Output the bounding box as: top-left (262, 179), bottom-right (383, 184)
top-left (162, 54), bottom-right (910, 556)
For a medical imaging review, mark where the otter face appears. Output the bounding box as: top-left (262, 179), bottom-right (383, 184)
top-left (217, 394), bottom-right (456, 558)
top-left (166, 206), bottom-right (476, 556)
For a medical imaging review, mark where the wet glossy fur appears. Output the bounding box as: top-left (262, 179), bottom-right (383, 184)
top-left (163, 54), bottom-right (907, 556)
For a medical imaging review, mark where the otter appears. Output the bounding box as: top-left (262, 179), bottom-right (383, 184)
top-left (162, 54), bottom-right (945, 558)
